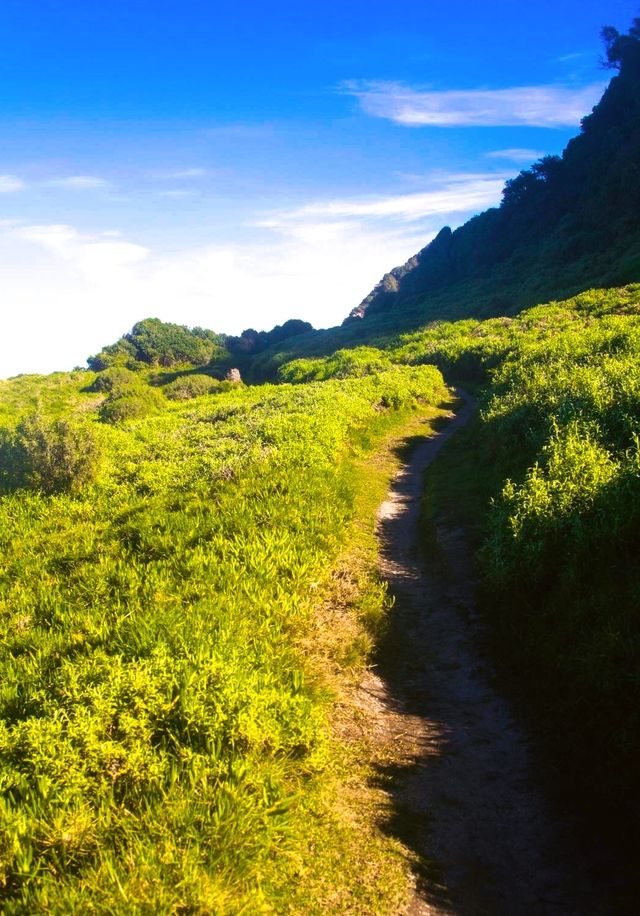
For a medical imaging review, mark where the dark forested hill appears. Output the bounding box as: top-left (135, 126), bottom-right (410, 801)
top-left (347, 27), bottom-right (640, 327)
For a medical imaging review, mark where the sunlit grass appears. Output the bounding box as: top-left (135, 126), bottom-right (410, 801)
top-left (0, 365), bottom-right (446, 911)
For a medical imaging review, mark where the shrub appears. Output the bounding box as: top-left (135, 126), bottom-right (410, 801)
top-left (279, 347), bottom-right (391, 383)
top-left (12, 412), bottom-right (101, 494)
top-left (89, 366), bottom-right (139, 393)
top-left (88, 318), bottom-right (227, 370)
top-left (163, 374), bottom-right (221, 401)
top-left (99, 387), bottom-right (164, 424)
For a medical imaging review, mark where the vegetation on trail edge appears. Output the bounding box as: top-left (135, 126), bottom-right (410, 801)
top-left (4, 279), bottom-right (640, 906)
top-left (400, 285), bottom-right (640, 880)
top-left (0, 366), bottom-right (446, 912)
top-left (265, 283), bottom-right (640, 887)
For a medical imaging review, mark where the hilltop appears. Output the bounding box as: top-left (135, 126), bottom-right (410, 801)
top-left (345, 26), bottom-right (640, 327)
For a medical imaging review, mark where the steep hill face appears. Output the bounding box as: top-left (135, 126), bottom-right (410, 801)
top-left (347, 36), bottom-right (640, 326)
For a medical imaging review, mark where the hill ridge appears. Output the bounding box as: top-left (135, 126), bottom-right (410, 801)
top-left (347, 31), bottom-right (640, 326)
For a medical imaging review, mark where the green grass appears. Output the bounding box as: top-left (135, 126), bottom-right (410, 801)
top-left (407, 287), bottom-right (640, 877)
top-left (4, 281), bottom-right (640, 907)
top-left (0, 365), bottom-right (447, 912)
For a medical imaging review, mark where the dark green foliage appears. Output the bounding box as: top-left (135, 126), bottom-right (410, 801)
top-left (346, 25), bottom-right (640, 328)
top-left (0, 412), bottom-right (101, 494)
top-left (88, 318), bottom-right (228, 370)
top-left (601, 17), bottom-right (640, 69)
top-left (227, 318), bottom-right (314, 356)
top-left (163, 374), bottom-right (221, 400)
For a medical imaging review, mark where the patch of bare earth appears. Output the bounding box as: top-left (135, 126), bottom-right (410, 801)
top-left (357, 393), bottom-right (608, 915)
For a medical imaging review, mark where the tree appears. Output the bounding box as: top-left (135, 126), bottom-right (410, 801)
top-left (88, 318), bottom-right (227, 370)
top-left (601, 17), bottom-right (640, 69)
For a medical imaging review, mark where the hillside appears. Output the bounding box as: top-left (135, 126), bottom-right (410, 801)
top-left (3, 19), bottom-right (640, 912)
top-left (346, 29), bottom-right (640, 327)
top-left (279, 283), bottom-right (640, 882)
top-left (0, 359), bottom-right (448, 911)
top-left (2, 284), bottom-right (640, 908)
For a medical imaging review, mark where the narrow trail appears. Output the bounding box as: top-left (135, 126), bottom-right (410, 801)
top-left (360, 391), bottom-right (606, 915)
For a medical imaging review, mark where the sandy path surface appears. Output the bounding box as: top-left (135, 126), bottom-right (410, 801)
top-left (362, 392), bottom-right (606, 915)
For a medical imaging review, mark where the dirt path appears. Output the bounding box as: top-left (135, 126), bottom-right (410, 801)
top-left (361, 391), bottom-right (606, 915)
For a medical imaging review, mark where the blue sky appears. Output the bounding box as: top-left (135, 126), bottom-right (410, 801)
top-left (0, 0), bottom-right (635, 376)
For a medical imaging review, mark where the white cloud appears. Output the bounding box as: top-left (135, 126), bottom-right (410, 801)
top-left (345, 80), bottom-right (606, 128)
top-left (158, 189), bottom-right (194, 199)
top-left (150, 167), bottom-right (207, 180)
top-left (47, 175), bottom-right (111, 189)
top-left (0, 169), bottom-right (507, 378)
top-left (265, 172), bottom-right (506, 224)
top-left (14, 224), bottom-right (149, 276)
top-left (0, 174), bottom-right (25, 193)
top-left (0, 219), bottom-right (428, 377)
top-left (486, 148), bottom-right (546, 163)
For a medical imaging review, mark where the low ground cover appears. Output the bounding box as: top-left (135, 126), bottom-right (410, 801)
top-left (0, 365), bottom-right (446, 911)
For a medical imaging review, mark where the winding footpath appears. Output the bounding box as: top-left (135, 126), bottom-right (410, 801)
top-left (363, 392), bottom-right (606, 915)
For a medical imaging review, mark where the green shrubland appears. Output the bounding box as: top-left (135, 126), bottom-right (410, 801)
top-left (384, 283), bottom-right (640, 855)
top-left (3, 279), bottom-right (640, 904)
top-left (276, 283), bottom-right (640, 853)
top-left (0, 364), bottom-right (445, 911)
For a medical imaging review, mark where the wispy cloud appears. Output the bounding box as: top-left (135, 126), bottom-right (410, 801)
top-left (555, 51), bottom-right (589, 64)
top-left (14, 224), bottom-right (149, 274)
top-left (486, 148), bottom-right (546, 163)
top-left (158, 189), bottom-right (195, 199)
top-left (345, 80), bottom-right (606, 128)
top-left (150, 167), bottom-right (207, 180)
top-left (263, 172), bottom-right (506, 226)
top-left (0, 174), bottom-right (25, 193)
top-left (47, 175), bottom-right (111, 190)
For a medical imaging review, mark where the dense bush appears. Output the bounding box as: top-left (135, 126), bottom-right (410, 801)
top-left (163, 373), bottom-right (221, 400)
top-left (89, 366), bottom-right (139, 392)
top-left (88, 318), bottom-right (227, 370)
top-left (0, 412), bottom-right (101, 494)
top-left (99, 385), bottom-right (165, 423)
top-left (279, 346), bottom-right (391, 383)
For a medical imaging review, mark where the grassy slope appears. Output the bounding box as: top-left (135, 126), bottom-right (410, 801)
top-left (4, 281), bottom-right (640, 906)
top-left (273, 283), bottom-right (640, 885)
top-left (0, 365), bottom-right (449, 912)
top-left (395, 285), bottom-right (640, 875)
